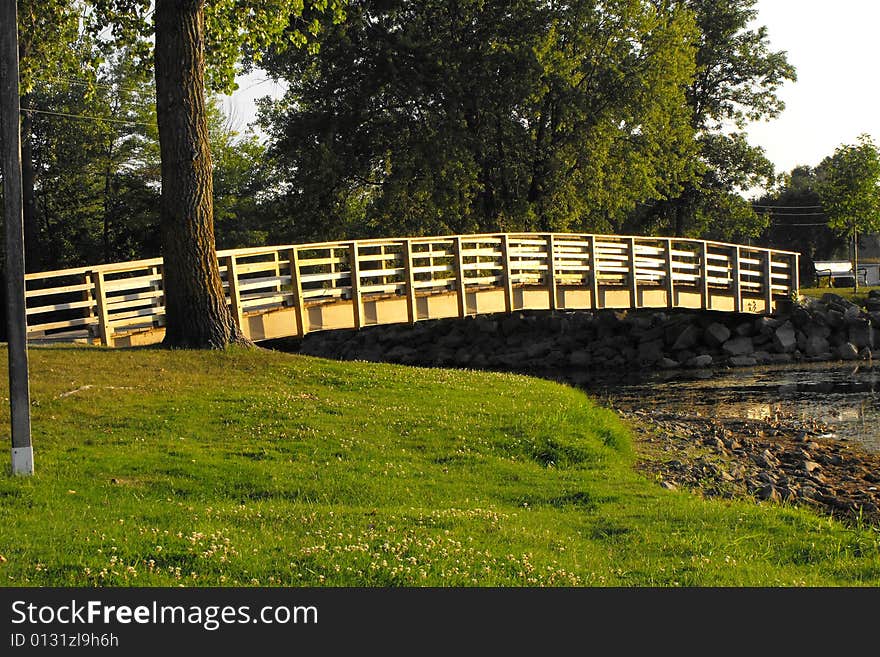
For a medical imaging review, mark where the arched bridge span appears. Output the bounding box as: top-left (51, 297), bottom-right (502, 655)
top-left (24, 233), bottom-right (799, 348)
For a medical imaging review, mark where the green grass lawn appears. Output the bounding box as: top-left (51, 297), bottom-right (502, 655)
top-left (1, 345), bottom-right (879, 587)
top-left (800, 285), bottom-right (880, 305)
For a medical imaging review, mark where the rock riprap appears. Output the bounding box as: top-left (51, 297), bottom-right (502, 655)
top-left (290, 292), bottom-right (880, 378)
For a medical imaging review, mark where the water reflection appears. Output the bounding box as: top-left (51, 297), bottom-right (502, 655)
top-left (581, 362), bottom-right (880, 454)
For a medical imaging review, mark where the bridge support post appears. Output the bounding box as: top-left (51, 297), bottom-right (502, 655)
top-left (664, 238), bottom-right (674, 309)
top-left (763, 250), bottom-right (773, 313)
top-left (499, 234), bottom-right (514, 313)
top-left (699, 241), bottom-right (709, 310)
top-left (225, 255), bottom-right (243, 330)
top-left (588, 236), bottom-right (599, 310)
top-left (453, 236), bottom-right (467, 318)
top-left (349, 242), bottom-right (364, 328)
top-left (627, 237), bottom-right (638, 309)
top-left (403, 239), bottom-right (417, 324)
top-left (732, 246), bottom-right (742, 313)
top-left (288, 248), bottom-right (306, 336)
top-left (150, 265), bottom-right (165, 327)
top-left (792, 253), bottom-right (800, 297)
top-left (93, 270), bottom-right (112, 346)
top-left (546, 234), bottom-right (558, 310)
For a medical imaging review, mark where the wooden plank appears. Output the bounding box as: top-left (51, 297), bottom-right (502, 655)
top-left (546, 234), bottom-right (558, 310)
top-left (403, 239), bottom-right (417, 324)
top-left (587, 236), bottom-right (600, 310)
top-left (82, 272), bottom-right (95, 320)
top-left (349, 242), bottom-right (364, 328)
top-left (468, 275), bottom-right (504, 286)
top-left (627, 237), bottom-right (638, 308)
top-left (26, 315), bottom-right (97, 333)
top-left (460, 248), bottom-right (503, 258)
top-left (356, 267), bottom-right (406, 278)
top-left (732, 246), bottom-right (742, 313)
top-left (237, 276), bottom-right (291, 293)
top-left (240, 294), bottom-right (289, 309)
top-left (232, 260), bottom-right (283, 276)
top-left (359, 283), bottom-right (406, 295)
top-left (25, 298), bottom-right (95, 316)
top-left (299, 270), bottom-right (352, 284)
top-left (302, 287), bottom-right (346, 300)
top-left (699, 241), bottom-right (709, 310)
top-left (25, 282), bottom-right (93, 298)
top-left (93, 271), bottom-right (112, 346)
top-left (356, 252), bottom-right (401, 264)
top-left (461, 262), bottom-right (504, 272)
top-left (453, 236), bottom-right (467, 317)
top-left (103, 273), bottom-right (163, 292)
top-left (296, 256), bottom-right (347, 268)
top-left (792, 253), bottom-right (800, 294)
top-left (664, 238), bottom-right (674, 309)
top-left (225, 255), bottom-right (243, 329)
top-left (412, 278), bottom-right (456, 290)
top-left (763, 250), bottom-right (773, 311)
top-left (411, 264), bottom-right (454, 275)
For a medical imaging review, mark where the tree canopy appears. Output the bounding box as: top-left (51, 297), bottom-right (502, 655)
top-left (258, 0), bottom-right (700, 241)
top-left (628, 0), bottom-right (795, 238)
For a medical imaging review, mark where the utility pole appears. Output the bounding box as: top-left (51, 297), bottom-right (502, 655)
top-left (0, 0), bottom-right (34, 476)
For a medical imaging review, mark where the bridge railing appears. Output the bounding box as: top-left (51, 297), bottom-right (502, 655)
top-left (23, 233), bottom-right (799, 345)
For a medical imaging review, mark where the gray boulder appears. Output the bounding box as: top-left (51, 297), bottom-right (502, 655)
top-left (722, 336), bottom-right (755, 356)
top-left (704, 322), bottom-right (732, 347)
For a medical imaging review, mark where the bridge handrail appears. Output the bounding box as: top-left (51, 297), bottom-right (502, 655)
top-left (23, 232), bottom-right (800, 345)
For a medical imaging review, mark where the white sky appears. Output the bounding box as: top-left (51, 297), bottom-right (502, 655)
top-left (225, 1), bottom-right (880, 181)
top-left (747, 0), bottom-right (880, 175)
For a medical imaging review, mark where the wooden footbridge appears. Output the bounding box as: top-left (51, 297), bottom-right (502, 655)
top-left (24, 233), bottom-right (800, 348)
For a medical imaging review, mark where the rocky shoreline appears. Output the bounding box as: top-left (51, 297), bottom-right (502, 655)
top-left (614, 403), bottom-right (880, 527)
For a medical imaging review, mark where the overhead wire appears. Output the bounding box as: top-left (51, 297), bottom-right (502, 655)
top-left (22, 107), bottom-right (154, 128)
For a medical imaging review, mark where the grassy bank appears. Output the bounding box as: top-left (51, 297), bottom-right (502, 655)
top-left (1, 345), bottom-right (879, 586)
top-left (800, 285), bottom-right (880, 305)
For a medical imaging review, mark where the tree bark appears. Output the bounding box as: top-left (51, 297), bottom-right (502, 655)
top-left (153, 0), bottom-right (248, 348)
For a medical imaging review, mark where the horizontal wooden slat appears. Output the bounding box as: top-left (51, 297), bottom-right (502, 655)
top-left (299, 271), bottom-right (351, 284)
top-left (103, 274), bottom-right (162, 291)
top-left (25, 282), bottom-right (92, 298)
top-left (412, 278), bottom-right (455, 289)
top-left (359, 283), bottom-right (405, 294)
top-left (27, 315), bottom-right (97, 332)
top-left (357, 267), bottom-right (405, 279)
top-left (26, 299), bottom-right (95, 316)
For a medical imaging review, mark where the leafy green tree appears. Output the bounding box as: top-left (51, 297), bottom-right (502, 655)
top-left (259, 0), bottom-right (699, 241)
top-left (637, 0), bottom-right (796, 238)
top-left (816, 134), bottom-right (880, 291)
top-left (21, 48), bottom-right (161, 268)
top-left (12, 0), bottom-right (87, 270)
top-left (207, 98), bottom-right (273, 250)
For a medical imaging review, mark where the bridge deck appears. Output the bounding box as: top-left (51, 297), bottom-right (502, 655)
top-left (23, 233), bottom-right (800, 347)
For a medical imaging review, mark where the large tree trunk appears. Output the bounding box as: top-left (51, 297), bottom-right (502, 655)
top-left (153, 0), bottom-right (247, 348)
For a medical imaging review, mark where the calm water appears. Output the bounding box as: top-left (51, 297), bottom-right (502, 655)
top-left (581, 362), bottom-right (880, 454)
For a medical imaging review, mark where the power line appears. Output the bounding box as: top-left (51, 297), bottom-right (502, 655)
top-left (759, 212), bottom-right (826, 217)
top-left (33, 75), bottom-right (152, 96)
top-left (23, 107), bottom-right (154, 128)
top-left (752, 204), bottom-right (823, 209)
top-left (770, 222), bottom-right (829, 227)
